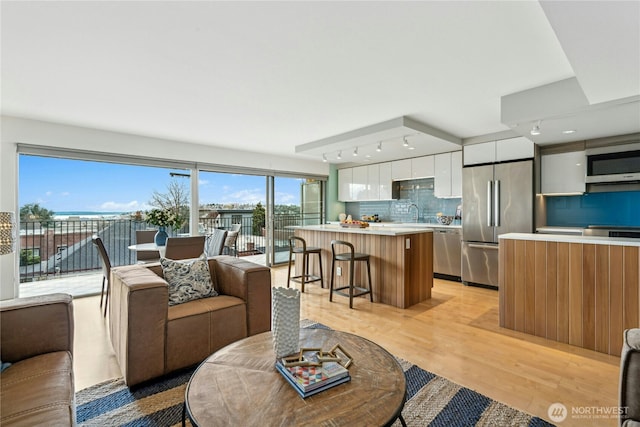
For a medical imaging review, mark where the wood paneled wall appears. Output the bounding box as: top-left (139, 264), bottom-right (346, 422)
top-left (293, 230), bottom-right (433, 308)
top-left (499, 238), bottom-right (640, 356)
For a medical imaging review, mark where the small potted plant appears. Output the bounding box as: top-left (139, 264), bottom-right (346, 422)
top-left (145, 208), bottom-right (185, 246)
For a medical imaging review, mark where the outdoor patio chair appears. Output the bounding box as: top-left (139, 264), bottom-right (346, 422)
top-left (205, 229), bottom-right (228, 256)
top-left (136, 229), bottom-right (160, 263)
top-left (224, 231), bottom-right (239, 257)
top-left (164, 236), bottom-right (206, 260)
top-left (92, 234), bottom-right (112, 317)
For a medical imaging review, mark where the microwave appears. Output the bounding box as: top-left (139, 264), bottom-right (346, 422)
top-left (585, 142), bottom-right (640, 184)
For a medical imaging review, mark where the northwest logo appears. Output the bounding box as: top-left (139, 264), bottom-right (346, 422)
top-left (548, 403), bottom-right (568, 423)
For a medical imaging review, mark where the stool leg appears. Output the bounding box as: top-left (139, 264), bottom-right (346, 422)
top-left (349, 257), bottom-right (355, 309)
top-left (366, 258), bottom-right (373, 302)
top-left (100, 276), bottom-right (105, 308)
top-left (287, 250), bottom-right (293, 288)
top-left (104, 280), bottom-right (109, 317)
top-left (301, 252), bottom-right (307, 293)
top-left (329, 258), bottom-right (335, 302)
top-left (318, 252), bottom-right (324, 289)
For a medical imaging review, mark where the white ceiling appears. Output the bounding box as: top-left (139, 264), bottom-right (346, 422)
top-left (1, 1), bottom-right (638, 165)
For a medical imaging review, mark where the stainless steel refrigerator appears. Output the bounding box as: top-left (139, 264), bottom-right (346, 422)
top-left (461, 160), bottom-right (533, 287)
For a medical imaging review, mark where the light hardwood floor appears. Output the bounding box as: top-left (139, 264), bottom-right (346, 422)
top-left (74, 266), bottom-right (621, 426)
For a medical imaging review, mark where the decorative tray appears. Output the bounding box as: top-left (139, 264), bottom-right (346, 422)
top-left (339, 222), bottom-right (369, 228)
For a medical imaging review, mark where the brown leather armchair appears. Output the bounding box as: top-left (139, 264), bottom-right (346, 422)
top-left (0, 293), bottom-right (76, 426)
top-left (109, 255), bottom-right (271, 386)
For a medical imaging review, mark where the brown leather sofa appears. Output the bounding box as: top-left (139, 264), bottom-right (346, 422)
top-left (0, 293), bottom-right (76, 426)
top-left (620, 328), bottom-right (640, 427)
top-left (109, 255), bottom-right (271, 386)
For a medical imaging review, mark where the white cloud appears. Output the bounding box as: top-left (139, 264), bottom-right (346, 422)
top-left (60, 192), bottom-right (70, 197)
top-left (225, 189), bottom-right (264, 204)
top-left (45, 191), bottom-right (53, 196)
top-left (199, 179), bottom-right (209, 186)
top-left (99, 200), bottom-right (148, 212)
top-left (275, 192), bottom-right (296, 204)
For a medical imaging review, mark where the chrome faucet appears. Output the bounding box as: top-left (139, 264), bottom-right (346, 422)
top-left (408, 204), bottom-right (419, 223)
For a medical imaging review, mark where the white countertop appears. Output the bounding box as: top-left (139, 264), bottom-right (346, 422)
top-left (293, 224), bottom-right (434, 236)
top-left (500, 232), bottom-right (640, 247)
top-left (327, 221), bottom-right (461, 230)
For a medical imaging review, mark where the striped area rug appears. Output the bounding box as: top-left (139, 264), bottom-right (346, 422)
top-left (76, 321), bottom-right (554, 426)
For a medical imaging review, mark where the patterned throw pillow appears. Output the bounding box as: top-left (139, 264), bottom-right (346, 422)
top-left (160, 253), bottom-right (218, 306)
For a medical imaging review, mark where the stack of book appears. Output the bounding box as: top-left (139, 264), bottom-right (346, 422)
top-left (275, 357), bottom-right (351, 398)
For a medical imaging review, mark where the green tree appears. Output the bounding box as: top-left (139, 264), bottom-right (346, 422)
top-left (20, 203), bottom-right (55, 227)
top-left (252, 202), bottom-right (265, 235)
top-left (149, 180), bottom-right (189, 230)
top-left (19, 249), bottom-right (41, 266)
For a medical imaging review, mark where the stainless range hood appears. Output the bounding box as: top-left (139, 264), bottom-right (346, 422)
top-left (586, 181), bottom-right (640, 193)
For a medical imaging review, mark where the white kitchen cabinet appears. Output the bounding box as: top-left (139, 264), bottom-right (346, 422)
top-left (378, 162), bottom-right (393, 200)
top-left (411, 155), bottom-right (435, 178)
top-left (451, 150), bottom-right (462, 197)
top-left (339, 163), bottom-right (395, 201)
top-left (464, 137), bottom-right (534, 165)
top-left (367, 164), bottom-right (380, 200)
top-left (434, 153), bottom-right (452, 198)
top-left (338, 168), bottom-right (352, 201)
top-left (464, 141), bottom-right (496, 165)
top-left (496, 137), bottom-right (535, 162)
top-left (435, 151), bottom-right (462, 198)
top-left (541, 151), bottom-right (586, 194)
top-left (391, 159), bottom-right (412, 180)
top-left (351, 166), bottom-right (368, 201)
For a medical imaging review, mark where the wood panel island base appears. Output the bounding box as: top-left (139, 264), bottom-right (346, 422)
top-left (294, 225), bottom-right (433, 308)
top-left (499, 233), bottom-right (640, 357)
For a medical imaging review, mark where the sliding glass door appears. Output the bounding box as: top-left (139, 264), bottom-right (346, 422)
top-left (266, 177), bottom-right (324, 266)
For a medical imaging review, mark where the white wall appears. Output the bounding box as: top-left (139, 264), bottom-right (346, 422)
top-left (0, 128), bottom-right (18, 300)
top-left (0, 115), bottom-right (329, 299)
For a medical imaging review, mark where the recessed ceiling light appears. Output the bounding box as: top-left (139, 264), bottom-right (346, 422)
top-left (530, 120), bottom-right (541, 136)
top-left (562, 130), bottom-right (577, 134)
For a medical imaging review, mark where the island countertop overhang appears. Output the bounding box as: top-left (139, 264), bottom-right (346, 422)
top-left (291, 224), bottom-right (434, 236)
top-left (499, 232), bottom-right (640, 247)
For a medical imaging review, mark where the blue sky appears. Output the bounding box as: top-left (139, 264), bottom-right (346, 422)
top-left (19, 155), bottom-right (302, 213)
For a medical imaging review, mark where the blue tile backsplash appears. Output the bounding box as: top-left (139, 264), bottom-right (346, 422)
top-left (344, 178), bottom-right (462, 224)
top-left (545, 191), bottom-right (640, 227)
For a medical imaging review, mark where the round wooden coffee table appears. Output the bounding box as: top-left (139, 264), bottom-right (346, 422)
top-left (184, 328), bottom-right (407, 426)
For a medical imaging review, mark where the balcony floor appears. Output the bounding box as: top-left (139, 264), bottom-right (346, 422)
top-left (19, 253), bottom-right (268, 298)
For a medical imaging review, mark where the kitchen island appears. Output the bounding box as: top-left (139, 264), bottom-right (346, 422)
top-left (499, 232), bottom-right (640, 356)
top-left (293, 225), bottom-right (433, 308)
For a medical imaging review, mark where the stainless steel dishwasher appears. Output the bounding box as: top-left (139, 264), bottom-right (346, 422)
top-left (432, 227), bottom-right (462, 280)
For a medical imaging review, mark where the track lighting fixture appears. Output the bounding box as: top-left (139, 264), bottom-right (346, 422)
top-left (353, 147), bottom-right (358, 156)
top-left (322, 153), bottom-right (327, 162)
top-left (376, 142), bottom-right (382, 152)
top-left (530, 120), bottom-right (541, 136)
top-left (337, 150), bottom-right (342, 160)
top-left (403, 136), bottom-right (409, 147)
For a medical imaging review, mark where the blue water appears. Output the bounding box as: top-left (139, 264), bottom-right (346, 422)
top-left (55, 211), bottom-right (126, 216)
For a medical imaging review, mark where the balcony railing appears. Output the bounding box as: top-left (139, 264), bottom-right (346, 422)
top-left (19, 213), bottom-right (318, 282)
